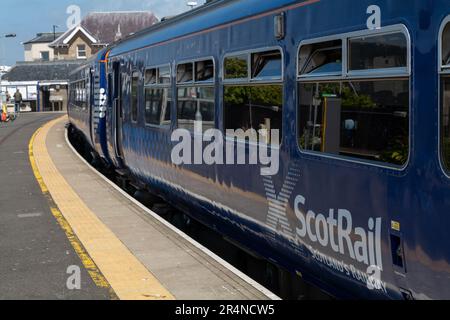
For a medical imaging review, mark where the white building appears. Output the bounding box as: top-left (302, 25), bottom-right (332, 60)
top-left (23, 32), bottom-right (63, 62)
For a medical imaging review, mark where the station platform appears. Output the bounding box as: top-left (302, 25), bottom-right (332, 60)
top-left (29, 116), bottom-right (278, 300)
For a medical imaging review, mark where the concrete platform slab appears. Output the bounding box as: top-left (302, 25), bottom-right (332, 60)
top-left (33, 116), bottom-right (277, 300)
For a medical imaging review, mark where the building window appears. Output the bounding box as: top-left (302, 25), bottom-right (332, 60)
top-left (77, 44), bottom-right (87, 59)
top-left (224, 49), bottom-right (283, 144)
top-left (298, 28), bottom-right (410, 167)
top-left (131, 71), bottom-right (139, 122)
top-left (177, 59), bottom-right (215, 131)
top-left (144, 65), bottom-right (172, 126)
top-left (40, 51), bottom-right (50, 61)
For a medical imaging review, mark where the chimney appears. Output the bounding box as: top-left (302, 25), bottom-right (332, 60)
top-left (115, 24), bottom-right (122, 41)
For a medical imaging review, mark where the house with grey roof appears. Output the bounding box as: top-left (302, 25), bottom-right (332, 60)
top-left (50, 11), bottom-right (158, 61)
top-left (23, 32), bottom-right (64, 62)
top-left (2, 10), bottom-right (158, 113)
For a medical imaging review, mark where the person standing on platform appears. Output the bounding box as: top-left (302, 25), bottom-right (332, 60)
top-left (14, 89), bottom-right (22, 113)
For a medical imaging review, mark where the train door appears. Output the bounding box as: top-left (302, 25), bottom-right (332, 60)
top-left (112, 61), bottom-right (124, 160)
top-left (89, 67), bottom-right (95, 146)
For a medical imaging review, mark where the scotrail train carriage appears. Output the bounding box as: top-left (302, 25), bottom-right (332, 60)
top-left (68, 49), bottom-right (111, 164)
top-left (69, 0), bottom-right (450, 300)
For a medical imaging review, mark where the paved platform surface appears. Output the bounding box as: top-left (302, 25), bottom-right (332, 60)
top-left (0, 113), bottom-right (111, 299)
top-left (32, 115), bottom-right (274, 300)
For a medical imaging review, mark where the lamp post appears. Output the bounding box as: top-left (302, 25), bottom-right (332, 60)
top-left (0, 33), bottom-right (16, 110)
top-left (53, 25), bottom-right (59, 41)
top-left (0, 34), bottom-right (16, 39)
top-left (0, 33), bottom-right (16, 75)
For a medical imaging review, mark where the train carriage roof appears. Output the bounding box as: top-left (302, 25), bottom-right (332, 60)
top-left (109, 0), bottom-right (310, 57)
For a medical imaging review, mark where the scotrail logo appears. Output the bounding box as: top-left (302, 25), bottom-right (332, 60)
top-left (262, 164), bottom-right (386, 293)
top-left (171, 121), bottom-right (280, 176)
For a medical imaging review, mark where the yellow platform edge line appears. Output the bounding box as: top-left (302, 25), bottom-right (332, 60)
top-left (29, 117), bottom-right (174, 300)
top-left (29, 122), bottom-right (116, 298)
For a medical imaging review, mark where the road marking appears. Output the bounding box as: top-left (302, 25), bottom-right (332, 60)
top-left (30, 116), bottom-right (174, 300)
top-left (17, 213), bottom-right (42, 218)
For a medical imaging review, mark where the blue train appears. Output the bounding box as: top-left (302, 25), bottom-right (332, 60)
top-left (68, 0), bottom-right (450, 300)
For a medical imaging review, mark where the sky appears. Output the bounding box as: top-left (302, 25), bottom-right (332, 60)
top-left (0, 0), bottom-right (206, 66)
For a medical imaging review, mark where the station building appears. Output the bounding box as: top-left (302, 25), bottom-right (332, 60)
top-left (1, 11), bottom-right (158, 112)
top-left (0, 60), bottom-right (83, 112)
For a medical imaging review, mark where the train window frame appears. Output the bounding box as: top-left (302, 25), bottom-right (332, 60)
top-left (222, 47), bottom-right (284, 148)
top-left (347, 32), bottom-right (409, 77)
top-left (439, 16), bottom-right (450, 72)
top-left (195, 59), bottom-right (215, 83)
top-left (158, 65), bottom-right (172, 85)
top-left (223, 54), bottom-right (249, 82)
top-left (438, 16), bottom-right (450, 176)
top-left (145, 68), bottom-right (157, 85)
top-left (297, 25), bottom-right (411, 81)
top-left (143, 63), bottom-right (173, 128)
top-left (176, 57), bottom-right (217, 132)
top-left (130, 70), bottom-right (140, 124)
top-left (176, 62), bottom-right (194, 84)
top-left (222, 47), bottom-right (284, 84)
top-left (298, 39), bottom-right (344, 79)
top-left (144, 64), bottom-right (173, 86)
top-left (251, 50), bottom-right (283, 81)
top-left (296, 24), bottom-right (412, 171)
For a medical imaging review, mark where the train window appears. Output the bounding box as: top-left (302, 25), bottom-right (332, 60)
top-left (441, 21), bottom-right (450, 173)
top-left (177, 86), bottom-right (215, 131)
top-left (299, 40), bottom-right (342, 76)
top-left (131, 71), bottom-right (139, 122)
top-left (298, 79), bottom-right (409, 166)
top-left (252, 50), bottom-right (282, 80)
top-left (144, 88), bottom-right (171, 126)
top-left (298, 27), bottom-right (410, 168)
top-left (441, 77), bottom-right (450, 172)
top-left (348, 32), bottom-right (407, 71)
top-left (442, 23), bottom-right (450, 68)
top-left (145, 68), bottom-right (157, 85)
top-left (158, 66), bottom-right (171, 84)
top-left (224, 85), bottom-right (283, 144)
top-left (195, 59), bottom-right (214, 82)
top-left (224, 55), bottom-right (248, 80)
top-left (177, 63), bottom-right (193, 83)
top-left (144, 65), bottom-right (172, 126)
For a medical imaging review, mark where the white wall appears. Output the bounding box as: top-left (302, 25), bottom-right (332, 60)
top-left (24, 43), bottom-right (55, 62)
